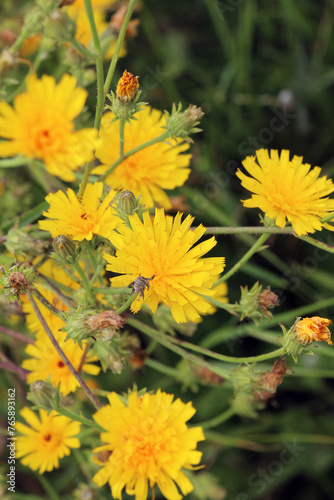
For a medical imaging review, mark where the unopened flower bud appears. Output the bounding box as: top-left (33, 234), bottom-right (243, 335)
top-left (279, 316), bottom-right (332, 363)
top-left (52, 235), bottom-right (79, 264)
top-left (117, 190), bottom-right (137, 215)
top-left (164, 103), bottom-right (204, 142)
top-left (28, 380), bottom-right (60, 410)
top-left (116, 70), bottom-right (139, 102)
top-left (105, 71), bottom-right (147, 122)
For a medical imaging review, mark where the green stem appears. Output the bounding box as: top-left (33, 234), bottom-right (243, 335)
top-left (115, 294), bottom-right (137, 314)
top-left (69, 37), bottom-right (97, 59)
top-left (32, 288), bottom-right (67, 320)
top-left (165, 334), bottom-right (285, 364)
top-left (78, 0), bottom-right (105, 198)
top-left (27, 292), bottom-right (102, 410)
top-left (245, 433), bottom-right (334, 445)
top-left (215, 233), bottom-right (270, 285)
top-left (297, 234), bottom-right (334, 254)
top-left (128, 318), bottom-right (230, 379)
top-left (36, 473), bottom-right (61, 500)
top-left (198, 407), bottom-right (235, 430)
top-left (0, 156), bottom-right (29, 168)
top-left (145, 358), bottom-right (179, 377)
top-left (119, 117), bottom-right (126, 157)
top-left (205, 226), bottom-right (294, 235)
top-left (103, 0), bottom-right (138, 95)
top-left (73, 262), bottom-right (95, 305)
top-left (57, 405), bottom-right (103, 431)
top-left (320, 212), bottom-right (334, 223)
top-left (98, 130), bottom-right (170, 181)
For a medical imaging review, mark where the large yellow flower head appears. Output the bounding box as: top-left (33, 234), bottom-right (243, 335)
top-left (237, 149), bottom-right (334, 235)
top-left (93, 390), bottom-right (205, 500)
top-left (39, 183), bottom-right (119, 241)
top-left (16, 407), bottom-right (81, 474)
top-left (22, 330), bottom-right (100, 396)
top-left (94, 107), bottom-right (192, 208)
top-left (104, 209), bottom-right (225, 323)
top-left (0, 74), bottom-right (99, 181)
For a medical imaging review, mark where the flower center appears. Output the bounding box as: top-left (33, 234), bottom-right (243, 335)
top-left (57, 360), bottom-right (65, 368)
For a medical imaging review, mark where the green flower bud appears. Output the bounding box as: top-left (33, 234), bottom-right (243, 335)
top-left (239, 282), bottom-right (279, 325)
top-left (28, 380), bottom-right (60, 410)
top-left (52, 235), bottom-right (79, 265)
top-left (164, 103), bottom-right (204, 142)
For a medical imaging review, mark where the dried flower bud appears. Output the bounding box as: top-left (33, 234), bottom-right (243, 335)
top-left (0, 29), bottom-right (18, 47)
top-left (110, 6), bottom-right (140, 38)
top-left (239, 282), bottom-right (279, 324)
top-left (253, 358), bottom-right (290, 402)
top-left (85, 310), bottom-right (125, 333)
top-left (116, 70), bottom-right (139, 102)
top-left (130, 274), bottom-right (154, 299)
top-left (1, 262), bottom-right (37, 303)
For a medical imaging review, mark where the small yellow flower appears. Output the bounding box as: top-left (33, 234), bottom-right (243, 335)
top-left (104, 209), bottom-right (225, 323)
top-left (0, 73), bottom-right (99, 181)
top-left (92, 390), bottom-right (205, 500)
top-left (64, 0), bottom-right (126, 59)
top-left (294, 316), bottom-right (332, 345)
top-left (22, 330), bottom-right (100, 396)
top-left (39, 183), bottom-right (119, 241)
top-left (16, 407), bottom-right (81, 474)
top-left (116, 70), bottom-right (139, 102)
top-left (237, 149), bottom-right (334, 235)
top-left (94, 107), bottom-right (192, 208)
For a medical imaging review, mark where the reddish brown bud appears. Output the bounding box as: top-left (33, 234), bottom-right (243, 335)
top-left (85, 310), bottom-right (125, 333)
top-left (0, 29), bottom-right (18, 46)
top-left (258, 287), bottom-right (280, 316)
top-left (129, 349), bottom-right (148, 369)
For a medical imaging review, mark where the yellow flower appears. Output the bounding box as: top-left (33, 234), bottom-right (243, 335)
top-left (0, 73), bottom-right (99, 181)
top-left (22, 330), bottom-right (100, 396)
top-left (16, 407), bottom-right (81, 474)
top-left (92, 390), bottom-right (205, 500)
top-left (39, 183), bottom-right (119, 241)
top-left (236, 149), bottom-right (334, 235)
top-left (65, 0), bottom-right (126, 59)
top-left (294, 316), bottom-right (332, 345)
top-left (94, 107), bottom-right (192, 208)
top-left (104, 209), bottom-right (225, 323)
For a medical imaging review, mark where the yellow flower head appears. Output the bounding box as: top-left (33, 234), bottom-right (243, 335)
top-left (39, 183), bottom-right (119, 241)
top-left (93, 390), bottom-right (205, 500)
top-left (116, 70), bottom-right (139, 102)
top-left (104, 209), bottom-right (225, 323)
top-left (0, 73), bottom-right (99, 181)
top-left (236, 149), bottom-right (334, 235)
top-left (94, 107), bottom-right (192, 208)
top-left (16, 407), bottom-right (81, 474)
top-left (22, 331), bottom-right (101, 395)
top-left (294, 316), bottom-right (332, 345)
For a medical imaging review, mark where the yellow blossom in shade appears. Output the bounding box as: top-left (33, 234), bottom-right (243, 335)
top-left (236, 149), bottom-right (334, 236)
top-left (16, 407), bottom-right (81, 474)
top-left (0, 73), bottom-right (99, 182)
top-left (38, 183), bottom-right (119, 241)
top-left (294, 316), bottom-right (332, 345)
top-left (22, 330), bottom-right (100, 396)
top-left (92, 390), bottom-right (205, 500)
top-left (104, 209), bottom-right (225, 323)
top-left (65, 0), bottom-right (126, 59)
top-left (94, 107), bottom-right (192, 208)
